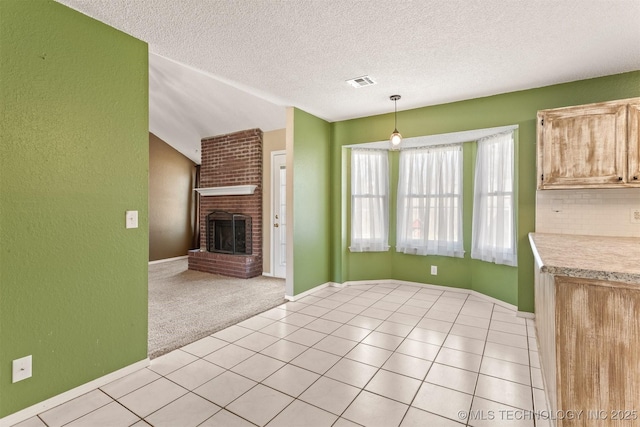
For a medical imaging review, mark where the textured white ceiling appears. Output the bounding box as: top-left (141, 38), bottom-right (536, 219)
top-left (56, 0), bottom-right (640, 163)
top-left (149, 54), bottom-right (285, 163)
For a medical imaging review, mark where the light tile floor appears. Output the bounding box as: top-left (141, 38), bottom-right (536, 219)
top-left (13, 283), bottom-right (552, 427)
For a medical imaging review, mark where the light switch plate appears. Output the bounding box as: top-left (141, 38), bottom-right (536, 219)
top-left (13, 355), bottom-right (32, 383)
top-left (125, 210), bottom-right (138, 229)
top-left (430, 265), bottom-right (438, 275)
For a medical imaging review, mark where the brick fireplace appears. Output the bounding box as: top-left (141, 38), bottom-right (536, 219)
top-left (188, 129), bottom-right (263, 278)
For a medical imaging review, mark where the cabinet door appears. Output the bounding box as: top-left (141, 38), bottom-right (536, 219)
top-left (555, 277), bottom-right (640, 426)
top-left (537, 102), bottom-right (627, 189)
top-left (628, 102), bottom-right (640, 186)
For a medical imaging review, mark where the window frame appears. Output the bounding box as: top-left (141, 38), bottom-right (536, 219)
top-left (471, 130), bottom-right (517, 266)
top-left (396, 144), bottom-right (464, 257)
top-left (349, 148), bottom-right (390, 252)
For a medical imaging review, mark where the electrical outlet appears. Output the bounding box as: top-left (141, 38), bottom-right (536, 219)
top-left (125, 210), bottom-right (138, 229)
top-left (430, 265), bottom-right (438, 275)
top-left (12, 355), bottom-right (32, 383)
top-left (631, 209), bottom-right (640, 224)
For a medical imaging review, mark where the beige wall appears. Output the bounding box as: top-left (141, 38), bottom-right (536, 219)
top-left (149, 133), bottom-right (197, 261)
top-left (262, 128), bottom-right (286, 274)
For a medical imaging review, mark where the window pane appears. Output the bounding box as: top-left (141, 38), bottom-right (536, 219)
top-left (471, 131), bottom-right (517, 266)
top-left (350, 149), bottom-right (389, 252)
top-left (396, 145), bottom-right (464, 258)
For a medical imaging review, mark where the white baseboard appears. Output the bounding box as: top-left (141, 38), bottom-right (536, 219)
top-left (340, 279), bottom-right (394, 287)
top-left (148, 255), bottom-right (188, 265)
top-left (469, 289), bottom-right (518, 312)
top-left (0, 358), bottom-right (150, 427)
top-left (285, 282), bottom-right (335, 301)
top-left (285, 278), bottom-right (532, 316)
top-left (324, 278), bottom-right (526, 313)
top-left (517, 311), bottom-right (535, 319)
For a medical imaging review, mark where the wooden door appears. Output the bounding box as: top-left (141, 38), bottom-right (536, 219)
top-left (555, 277), bottom-right (640, 427)
top-left (537, 101), bottom-right (627, 189)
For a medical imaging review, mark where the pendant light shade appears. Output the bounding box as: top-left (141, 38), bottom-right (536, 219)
top-left (389, 95), bottom-right (402, 149)
top-left (390, 130), bottom-right (402, 146)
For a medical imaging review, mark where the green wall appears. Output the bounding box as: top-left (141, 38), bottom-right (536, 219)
top-left (324, 71), bottom-right (640, 311)
top-left (0, 0), bottom-right (148, 417)
top-left (292, 109), bottom-right (332, 294)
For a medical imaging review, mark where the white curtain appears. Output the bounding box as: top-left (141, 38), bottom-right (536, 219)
top-left (471, 131), bottom-right (517, 266)
top-left (396, 144), bottom-right (464, 257)
top-left (350, 149), bottom-right (389, 252)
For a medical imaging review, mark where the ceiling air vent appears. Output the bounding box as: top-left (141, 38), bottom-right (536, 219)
top-left (346, 75), bottom-right (376, 88)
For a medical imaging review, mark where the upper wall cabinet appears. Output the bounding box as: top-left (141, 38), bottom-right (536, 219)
top-left (537, 97), bottom-right (640, 189)
top-left (628, 102), bottom-right (640, 185)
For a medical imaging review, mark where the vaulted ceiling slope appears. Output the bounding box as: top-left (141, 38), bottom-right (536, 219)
top-left (56, 0), bottom-right (640, 163)
top-left (148, 53), bottom-right (285, 163)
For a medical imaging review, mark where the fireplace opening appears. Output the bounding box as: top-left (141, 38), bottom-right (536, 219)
top-left (206, 211), bottom-right (252, 255)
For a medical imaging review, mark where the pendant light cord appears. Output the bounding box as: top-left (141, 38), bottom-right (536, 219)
top-left (394, 98), bottom-right (398, 130)
top-left (390, 94), bottom-right (401, 133)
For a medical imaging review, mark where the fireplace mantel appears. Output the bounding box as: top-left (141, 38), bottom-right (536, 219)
top-left (194, 185), bottom-right (257, 196)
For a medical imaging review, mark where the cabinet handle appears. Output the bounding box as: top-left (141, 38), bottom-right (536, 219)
top-left (618, 177), bottom-right (623, 181)
top-left (634, 176), bottom-right (639, 180)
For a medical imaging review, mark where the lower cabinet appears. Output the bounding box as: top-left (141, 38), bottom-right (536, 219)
top-left (535, 266), bottom-right (640, 427)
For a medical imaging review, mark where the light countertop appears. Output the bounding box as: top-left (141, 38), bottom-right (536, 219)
top-left (529, 232), bottom-right (640, 285)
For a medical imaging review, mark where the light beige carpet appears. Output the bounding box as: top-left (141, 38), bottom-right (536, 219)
top-left (148, 258), bottom-right (286, 358)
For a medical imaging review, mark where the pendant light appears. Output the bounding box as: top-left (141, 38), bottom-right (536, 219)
top-left (389, 95), bottom-right (402, 150)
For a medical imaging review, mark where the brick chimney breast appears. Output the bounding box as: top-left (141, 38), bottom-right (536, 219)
top-left (188, 129), bottom-right (263, 279)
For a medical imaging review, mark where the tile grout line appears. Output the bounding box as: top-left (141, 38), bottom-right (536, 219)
top-left (326, 283), bottom-right (482, 425)
top-left (401, 290), bottom-right (480, 426)
top-left (23, 282), bottom-right (541, 427)
top-left (466, 301), bottom-right (497, 427)
top-left (303, 283), bottom-right (501, 426)
top-left (181, 284), bottom-right (381, 426)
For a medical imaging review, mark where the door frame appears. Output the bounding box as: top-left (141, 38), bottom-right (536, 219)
top-left (270, 150), bottom-right (286, 278)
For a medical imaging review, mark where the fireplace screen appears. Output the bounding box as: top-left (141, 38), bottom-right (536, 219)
top-left (206, 211), bottom-right (252, 255)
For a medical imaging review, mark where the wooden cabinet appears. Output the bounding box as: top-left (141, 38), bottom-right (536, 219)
top-left (555, 277), bottom-right (640, 427)
top-left (537, 98), bottom-right (640, 189)
top-left (533, 263), bottom-right (558, 416)
top-left (628, 102), bottom-right (640, 184)
top-left (535, 270), bottom-right (640, 427)
top-left (530, 233), bottom-right (640, 426)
